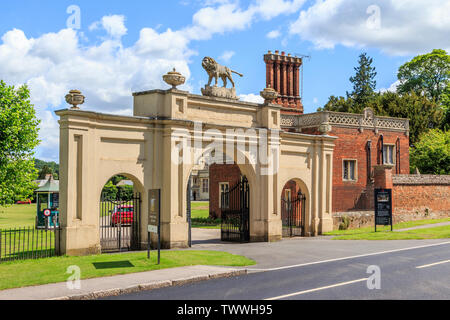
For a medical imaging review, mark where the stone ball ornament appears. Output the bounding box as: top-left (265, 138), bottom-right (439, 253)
top-left (163, 68), bottom-right (186, 89)
top-left (260, 84), bottom-right (279, 103)
top-left (65, 89), bottom-right (85, 110)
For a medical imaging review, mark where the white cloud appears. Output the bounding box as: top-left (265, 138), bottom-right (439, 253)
top-left (0, 2), bottom-right (308, 161)
top-left (240, 93), bottom-right (264, 104)
top-left (89, 15), bottom-right (128, 38)
top-left (187, 0), bottom-right (305, 40)
top-left (0, 27), bottom-right (192, 161)
top-left (289, 0), bottom-right (450, 55)
top-left (252, 0), bottom-right (306, 20)
top-left (191, 3), bottom-right (254, 37)
top-left (379, 80), bottom-right (400, 93)
top-left (266, 30), bottom-right (281, 39)
top-left (219, 50), bottom-right (235, 62)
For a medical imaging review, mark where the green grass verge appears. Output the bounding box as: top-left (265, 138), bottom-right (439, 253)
top-left (0, 250), bottom-right (255, 290)
top-left (325, 218), bottom-right (450, 236)
top-left (331, 225), bottom-right (450, 240)
top-left (0, 204), bottom-right (36, 229)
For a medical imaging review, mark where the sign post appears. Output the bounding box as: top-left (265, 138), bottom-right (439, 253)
top-left (148, 189), bottom-right (161, 264)
top-left (374, 188), bottom-right (393, 232)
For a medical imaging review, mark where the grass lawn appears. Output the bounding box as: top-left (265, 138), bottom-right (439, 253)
top-left (191, 201), bottom-right (221, 229)
top-left (325, 218), bottom-right (450, 240)
top-left (191, 201), bottom-right (209, 219)
top-left (0, 204), bottom-right (36, 229)
top-left (0, 250), bottom-right (255, 290)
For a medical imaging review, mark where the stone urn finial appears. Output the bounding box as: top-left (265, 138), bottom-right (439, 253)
top-left (163, 68), bottom-right (186, 89)
top-left (260, 84), bottom-right (279, 104)
top-left (65, 90), bottom-right (85, 110)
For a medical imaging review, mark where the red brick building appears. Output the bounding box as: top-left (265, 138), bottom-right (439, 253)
top-left (290, 111), bottom-right (410, 213)
top-left (209, 50), bottom-right (410, 220)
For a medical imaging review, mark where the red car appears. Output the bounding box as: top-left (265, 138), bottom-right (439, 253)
top-left (111, 205), bottom-right (134, 226)
top-left (16, 199), bottom-right (32, 204)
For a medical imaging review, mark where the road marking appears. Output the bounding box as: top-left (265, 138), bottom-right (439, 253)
top-left (416, 259), bottom-right (450, 269)
top-left (248, 241), bottom-right (450, 272)
top-left (265, 278), bottom-right (368, 300)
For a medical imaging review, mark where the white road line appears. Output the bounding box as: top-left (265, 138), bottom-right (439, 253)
top-left (248, 241), bottom-right (450, 272)
top-left (416, 259), bottom-right (450, 269)
top-left (265, 278), bottom-right (368, 300)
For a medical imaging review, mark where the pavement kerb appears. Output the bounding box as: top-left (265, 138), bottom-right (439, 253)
top-left (49, 269), bottom-right (247, 300)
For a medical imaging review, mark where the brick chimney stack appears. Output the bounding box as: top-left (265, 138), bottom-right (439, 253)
top-left (264, 50), bottom-right (303, 114)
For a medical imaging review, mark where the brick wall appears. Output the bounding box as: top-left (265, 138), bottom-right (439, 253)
top-left (322, 126), bottom-right (409, 212)
top-left (332, 174), bottom-right (450, 230)
top-left (392, 174), bottom-right (450, 220)
top-left (209, 164), bottom-right (242, 218)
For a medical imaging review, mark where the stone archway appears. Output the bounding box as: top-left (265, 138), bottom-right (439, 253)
top-left (98, 173), bottom-right (144, 252)
top-left (56, 87), bottom-right (336, 255)
top-left (280, 178), bottom-right (309, 237)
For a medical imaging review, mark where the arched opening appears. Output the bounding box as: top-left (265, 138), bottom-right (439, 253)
top-left (281, 179), bottom-right (307, 237)
top-left (99, 174), bottom-right (143, 252)
top-left (186, 152), bottom-right (250, 245)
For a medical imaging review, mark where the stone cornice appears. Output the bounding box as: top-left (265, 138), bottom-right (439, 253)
top-left (281, 110), bottom-right (410, 135)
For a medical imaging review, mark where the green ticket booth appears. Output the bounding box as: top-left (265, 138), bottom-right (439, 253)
top-left (35, 178), bottom-right (60, 229)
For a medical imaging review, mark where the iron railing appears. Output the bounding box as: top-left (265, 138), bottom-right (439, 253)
top-left (100, 192), bottom-right (141, 253)
top-left (281, 193), bottom-right (306, 237)
top-left (221, 176), bottom-right (250, 243)
top-left (0, 216), bottom-right (61, 263)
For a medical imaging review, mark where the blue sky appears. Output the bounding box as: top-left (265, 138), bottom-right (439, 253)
top-left (0, 0), bottom-right (448, 161)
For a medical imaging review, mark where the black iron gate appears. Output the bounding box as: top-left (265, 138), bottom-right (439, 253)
top-left (187, 175), bottom-right (192, 247)
top-left (281, 192), bottom-right (306, 237)
top-left (221, 176), bottom-right (250, 242)
top-left (100, 192), bottom-right (141, 252)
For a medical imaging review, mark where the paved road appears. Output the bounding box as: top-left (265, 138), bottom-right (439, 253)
top-left (106, 240), bottom-right (450, 300)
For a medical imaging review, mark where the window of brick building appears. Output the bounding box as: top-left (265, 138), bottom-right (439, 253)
top-left (219, 182), bottom-right (229, 208)
top-left (343, 160), bottom-right (357, 181)
top-left (202, 178), bottom-right (209, 193)
top-left (383, 145), bottom-right (395, 165)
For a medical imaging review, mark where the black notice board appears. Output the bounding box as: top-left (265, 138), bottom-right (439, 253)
top-left (148, 189), bottom-right (161, 264)
top-left (148, 189), bottom-right (160, 231)
top-left (374, 188), bottom-right (393, 231)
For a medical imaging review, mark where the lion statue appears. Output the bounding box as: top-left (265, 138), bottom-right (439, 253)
top-left (202, 57), bottom-right (243, 88)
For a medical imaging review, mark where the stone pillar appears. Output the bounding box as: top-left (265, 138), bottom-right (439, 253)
top-left (57, 111), bottom-right (101, 256)
top-left (160, 126), bottom-right (190, 249)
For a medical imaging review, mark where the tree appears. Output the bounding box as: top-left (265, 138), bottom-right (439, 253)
top-left (0, 81), bottom-right (40, 206)
top-left (322, 53), bottom-right (377, 113)
top-left (410, 129), bottom-right (450, 175)
top-left (348, 52), bottom-right (377, 112)
top-left (440, 85), bottom-right (450, 131)
top-left (101, 181), bottom-right (118, 199)
top-left (35, 159), bottom-right (59, 180)
top-left (368, 91), bottom-right (443, 145)
top-left (397, 49), bottom-right (450, 103)
top-left (319, 95), bottom-right (354, 113)
top-left (38, 165), bottom-right (53, 179)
